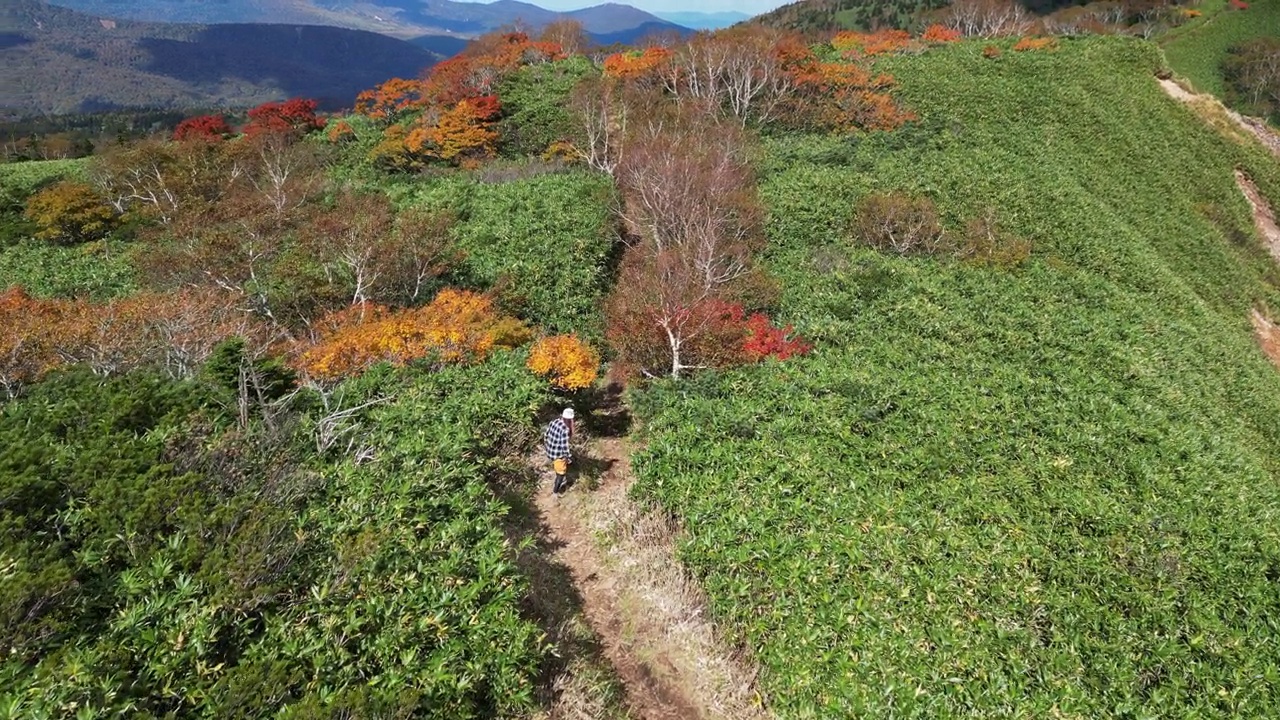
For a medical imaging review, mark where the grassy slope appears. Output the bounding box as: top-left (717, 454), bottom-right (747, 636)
top-left (0, 158), bottom-right (135, 298)
top-left (1162, 0), bottom-right (1280, 98)
top-left (632, 37), bottom-right (1280, 718)
top-left (392, 169), bottom-right (618, 338)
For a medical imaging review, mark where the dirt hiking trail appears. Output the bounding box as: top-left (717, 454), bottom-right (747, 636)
top-left (525, 390), bottom-right (770, 720)
top-left (1157, 78), bottom-right (1280, 160)
top-left (1234, 170), bottom-right (1280, 264)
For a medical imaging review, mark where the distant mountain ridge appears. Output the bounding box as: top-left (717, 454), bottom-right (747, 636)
top-left (1, 0), bottom-right (440, 117)
top-left (43, 0), bottom-right (691, 43)
top-left (653, 11), bottom-right (751, 30)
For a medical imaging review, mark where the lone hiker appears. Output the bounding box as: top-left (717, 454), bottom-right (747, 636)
top-left (544, 408), bottom-right (574, 495)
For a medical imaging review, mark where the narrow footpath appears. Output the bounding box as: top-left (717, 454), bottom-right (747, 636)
top-left (527, 394), bottom-right (770, 720)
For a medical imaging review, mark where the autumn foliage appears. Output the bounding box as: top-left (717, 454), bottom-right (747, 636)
top-left (173, 114), bottom-right (233, 142)
top-left (406, 97), bottom-right (502, 163)
top-left (1013, 37), bottom-right (1059, 52)
top-left (602, 47), bottom-right (673, 80)
top-left (23, 180), bottom-right (117, 244)
top-left (922, 24), bottom-right (963, 44)
top-left (526, 334), bottom-right (600, 390)
top-left (0, 286), bottom-right (265, 397)
top-left (587, 27), bottom-right (915, 134)
top-left (295, 289), bottom-right (531, 382)
top-left (362, 31), bottom-right (568, 170)
top-left (243, 98), bottom-right (325, 137)
top-left (325, 119), bottom-right (357, 143)
top-left (832, 29), bottom-right (912, 57)
top-left (354, 77), bottom-right (429, 121)
top-left (606, 294), bottom-right (810, 378)
top-left (743, 312), bottom-right (812, 361)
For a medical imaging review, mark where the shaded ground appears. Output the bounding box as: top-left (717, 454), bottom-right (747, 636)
top-left (1235, 169), bottom-right (1280, 264)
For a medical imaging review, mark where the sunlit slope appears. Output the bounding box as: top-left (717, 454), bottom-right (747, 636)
top-left (632, 37), bottom-right (1280, 718)
top-left (1161, 0), bottom-right (1280, 99)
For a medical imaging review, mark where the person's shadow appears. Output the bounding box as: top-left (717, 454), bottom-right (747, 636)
top-left (562, 454), bottom-right (617, 493)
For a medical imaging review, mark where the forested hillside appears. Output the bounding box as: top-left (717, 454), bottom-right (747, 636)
top-left (1, 0), bottom-right (439, 116)
top-left (754, 0), bottom-right (950, 31)
top-left (44, 0), bottom-right (691, 44)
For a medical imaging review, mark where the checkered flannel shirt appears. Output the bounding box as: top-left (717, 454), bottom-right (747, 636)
top-left (544, 418), bottom-right (572, 461)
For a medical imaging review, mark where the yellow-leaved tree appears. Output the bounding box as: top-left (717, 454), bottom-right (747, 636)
top-left (526, 334), bottom-right (600, 391)
top-left (23, 181), bottom-right (117, 244)
top-left (297, 289), bottom-right (531, 382)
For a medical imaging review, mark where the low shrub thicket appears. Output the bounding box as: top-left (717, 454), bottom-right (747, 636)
top-left (1, 356), bottom-right (553, 718)
top-left (0, 239), bottom-right (134, 299)
top-left (397, 170), bottom-right (617, 338)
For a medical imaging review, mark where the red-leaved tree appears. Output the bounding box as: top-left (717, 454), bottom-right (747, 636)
top-left (173, 114), bottom-right (233, 142)
top-left (243, 98), bottom-right (325, 137)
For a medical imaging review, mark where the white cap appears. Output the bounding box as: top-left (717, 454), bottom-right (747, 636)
top-left (562, 408), bottom-right (575, 420)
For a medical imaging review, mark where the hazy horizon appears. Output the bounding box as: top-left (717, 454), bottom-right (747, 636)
top-left (460, 0), bottom-right (791, 15)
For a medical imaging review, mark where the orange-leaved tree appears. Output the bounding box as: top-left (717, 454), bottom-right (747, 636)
top-left (418, 31), bottom-right (560, 111)
top-left (1012, 37), bottom-right (1058, 52)
top-left (354, 77), bottom-right (429, 122)
top-left (407, 97), bottom-right (501, 164)
top-left (603, 47), bottom-right (674, 81)
top-left (0, 287), bottom-right (67, 397)
top-left (527, 334), bottom-right (600, 390)
top-left (295, 289), bottom-right (531, 382)
top-left (921, 24), bottom-right (963, 43)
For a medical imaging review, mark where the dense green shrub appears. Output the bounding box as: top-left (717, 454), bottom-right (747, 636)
top-left (497, 56), bottom-right (595, 158)
top-left (397, 170), bottom-right (618, 337)
top-left (2, 354), bottom-right (554, 718)
top-left (0, 158), bottom-right (87, 196)
top-left (632, 37), bottom-right (1280, 718)
top-left (0, 369), bottom-right (213, 659)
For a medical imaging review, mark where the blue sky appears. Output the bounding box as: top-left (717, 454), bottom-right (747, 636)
top-left (475, 1), bottom-right (792, 14)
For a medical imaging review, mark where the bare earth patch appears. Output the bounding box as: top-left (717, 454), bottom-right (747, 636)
top-left (1158, 78), bottom-right (1280, 159)
top-left (1253, 310), bottom-right (1280, 369)
top-left (529, 409), bottom-right (771, 720)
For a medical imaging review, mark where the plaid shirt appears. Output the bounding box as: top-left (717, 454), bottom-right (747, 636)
top-left (544, 418), bottom-right (572, 460)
